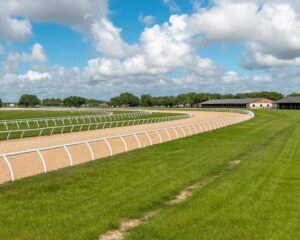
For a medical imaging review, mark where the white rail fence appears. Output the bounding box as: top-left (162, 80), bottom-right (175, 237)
top-left (0, 114), bottom-right (189, 140)
top-left (0, 111), bottom-right (150, 130)
top-left (0, 110), bottom-right (254, 183)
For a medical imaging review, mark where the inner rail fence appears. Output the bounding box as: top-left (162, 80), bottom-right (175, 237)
top-left (0, 109), bottom-right (254, 184)
top-left (0, 111), bottom-right (151, 131)
top-left (0, 114), bottom-right (189, 141)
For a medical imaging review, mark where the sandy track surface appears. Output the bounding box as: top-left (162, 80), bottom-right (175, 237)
top-left (0, 110), bottom-right (249, 184)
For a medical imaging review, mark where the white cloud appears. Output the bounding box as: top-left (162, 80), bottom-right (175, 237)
top-left (222, 71), bottom-right (239, 83)
top-left (138, 13), bottom-right (156, 27)
top-left (23, 43), bottom-right (47, 62)
top-left (85, 15), bottom-right (199, 80)
top-left (4, 43), bottom-right (47, 72)
top-left (186, 1), bottom-right (300, 68)
top-left (18, 70), bottom-right (51, 81)
top-left (0, 0), bottom-right (108, 41)
top-left (91, 19), bottom-right (139, 58)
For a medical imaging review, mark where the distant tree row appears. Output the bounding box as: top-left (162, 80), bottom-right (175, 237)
top-left (0, 91), bottom-right (288, 108)
top-left (288, 92), bottom-right (300, 97)
top-left (14, 95), bottom-right (106, 108)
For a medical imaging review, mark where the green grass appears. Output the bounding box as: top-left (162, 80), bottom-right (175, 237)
top-left (0, 110), bottom-right (299, 239)
top-left (0, 110), bottom-right (108, 120)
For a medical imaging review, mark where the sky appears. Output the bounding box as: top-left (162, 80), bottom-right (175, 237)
top-left (1, 0), bottom-right (300, 101)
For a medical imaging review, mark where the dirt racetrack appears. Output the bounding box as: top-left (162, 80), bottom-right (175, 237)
top-left (0, 110), bottom-right (252, 184)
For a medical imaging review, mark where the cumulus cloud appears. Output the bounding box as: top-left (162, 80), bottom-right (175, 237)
top-left (86, 15), bottom-right (205, 80)
top-left (91, 19), bottom-right (139, 58)
top-left (4, 43), bottom-right (47, 72)
top-left (18, 70), bottom-right (51, 81)
top-left (222, 71), bottom-right (239, 83)
top-left (0, 0), bottom-right (108, 41)
top-left (187, 1), bottom-right (300, 68)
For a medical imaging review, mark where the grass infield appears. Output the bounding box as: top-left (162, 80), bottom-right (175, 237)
top-left (0, 110), bottom-right (109, 120)
top-left (0, 110), bottom-right (299, 239)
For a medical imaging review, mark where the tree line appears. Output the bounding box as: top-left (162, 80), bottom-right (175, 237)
top-left (0, 91), bottom-right (297, 108)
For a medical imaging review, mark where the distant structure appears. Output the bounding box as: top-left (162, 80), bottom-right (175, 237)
top-left (8, 103), bottom-right (16, 108)
top-left (200, 98), bottom-right (274, 109)
top-left (275, 96), bottom-right (300, 109)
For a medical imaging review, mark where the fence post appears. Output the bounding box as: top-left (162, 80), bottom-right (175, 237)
top-left (173, 128), bottom-right (179, 139)
top-left (145, 132), bottom-right (153, 145)
top-left (120, 136), bottom-right (128, 152)
top-left (86, 142), bottom-right (95, 160)
top-left (64, 146), bottom-right (73, 166)
top-left (164, 129), bottom-right (171, 141)
top-left (3, 156), bottom-right (15, 181)
top-left (133, 134), bottom-right (141, 148)
top-left (156, 130), bottom-right (162, 143)
top-left (104, 139), bottom-right (113, 156)
top-left (37, 150), bottom-right (47, 173)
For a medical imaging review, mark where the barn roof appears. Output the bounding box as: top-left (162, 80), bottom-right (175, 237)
top-left (275, 96), bottom-right (300, 104)
top-left (201, 98), bottom-right (266, 105)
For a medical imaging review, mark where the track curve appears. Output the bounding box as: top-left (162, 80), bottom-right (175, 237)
top-left (0, 110), bottom-right (253, 184)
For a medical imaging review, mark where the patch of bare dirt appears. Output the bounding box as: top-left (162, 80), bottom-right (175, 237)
top-left (230, 160), bottom-right (241, 165)
top-left (99, 210), bottom-right (160, 240)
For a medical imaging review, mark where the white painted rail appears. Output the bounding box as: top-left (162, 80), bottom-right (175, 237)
top-left (0, 111), bottom-right (151, 131)
top-left (0, 114), bottom-right (188, 140)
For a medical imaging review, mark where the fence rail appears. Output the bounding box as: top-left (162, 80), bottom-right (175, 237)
top-left (0, 114), bottom-right (189, 140)
top-left (0, 110), bottom-right (254, 183)
top-left (0, 111), bottom-right (151, 131)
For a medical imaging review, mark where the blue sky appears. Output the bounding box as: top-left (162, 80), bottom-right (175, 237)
top-left (1, 0), bottom-right (300, 101)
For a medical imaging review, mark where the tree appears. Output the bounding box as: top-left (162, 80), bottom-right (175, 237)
top-left (288, 92), bottom-right (300, 97)
top-left (141, 94), bottom-right (153, 107)
top-left (42, 98), bottom-right (63, 106)
top-left (110, 92), bottom-right (140, 107)
top-left (18, 94), bottom-right (40, 107)
top-left (236, 91), bottom-right (283, 101)
top-left (63, 96), bottom-right (87, 107)
top-left (0, 98), bottom-right (2, 108)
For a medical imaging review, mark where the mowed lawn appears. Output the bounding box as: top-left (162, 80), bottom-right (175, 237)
top-left (0, 110), bottom-right (300, 239)
top-left (0, 110), bottom-right (108, 120)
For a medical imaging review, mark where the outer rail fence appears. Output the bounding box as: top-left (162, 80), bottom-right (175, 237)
top-left (0, 114), bottom-right (189, 140)
top-left (105, 107), bottom-right (254, 114)
top-left (0, 111), bottom-right (150, 131)
top-left (0, 110), bottom-right (254, 184)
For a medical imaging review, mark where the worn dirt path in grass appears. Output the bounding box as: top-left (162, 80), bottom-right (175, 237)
top-left (0, 111), bottom-right (247, 184)
top-left (99, 160), bottom-right (242, 240)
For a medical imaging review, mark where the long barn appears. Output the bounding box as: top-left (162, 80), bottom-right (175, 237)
top-left (200, 98), bottom-right (274, 109)
top-left (275, 97), bottom-right (300, 109)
